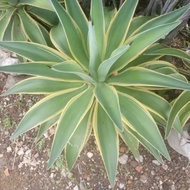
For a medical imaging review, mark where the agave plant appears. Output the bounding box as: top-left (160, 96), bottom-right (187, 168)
top-left (1, 0), bottom-right (190, 186)
top-left (0, 0), bottom-right (60, 44)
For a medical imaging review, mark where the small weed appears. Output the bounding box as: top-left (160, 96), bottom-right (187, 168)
top-left (2, 115), bottom-right (13, 129)
top-left (37, 138), bottom-right (46, 150)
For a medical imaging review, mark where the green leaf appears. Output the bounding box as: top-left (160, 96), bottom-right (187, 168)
top-left (49, 0), bottom-right (89, 69)
top-left (36, 114), bottom-right (60, 142)
top-left (119, 93), bottom-right (170, 160)
top-left (124, 124), bottom-right (163, 163)
top-left (50, 23), bottom-right (73, 59)
top-left (3, 15), bottom-right (13, 41)
top-left (178, 102), bottom-right (190, 127)
top-left (66, 110), bottom-right (92, 170)
top-left (2, 77), bottom-right (83, 95)
top-left (48, 86), bottom-right (94, 168)
top-left (65, 0), bottom-right (88, 46)
top-left (91, 0), bottom-right (105, 58)
top-left (52, 61), bottom-right (95, 84)
top-left (133, 5), bottom-right (190, 36)
top-left (105, 0), bottom-right (138, 58)
top-left (119, 128), bottom-right (140, 158)
top-left (12, 14), bottom-right (27, 41)
top-left (11, 85), bottom-right (88, 139)
top-left (93, 103), bottom-right (118, 187)
top-left (18, 8), bottom-right (47, 44)
top-left (28, 7), bottom-right (58, 26)
top-left (0, 8), bottom-right (16, 40)
top-left (0, 63), bottom-right (82, 81)
top-left (116, 86), bottom-right (182, 133)
top-left (126, 16), bottom-right (153, 39)
top-left (0, 41), bottom-right (66, 62)
top-left (88, 21), bottom-right (101, 79)
top-left (18, 0), bottom-right (54, 11)
top-left (145, 48), bottom-right (190, 67)
top-left (98, 45), bottom-right (129, 82)
top-left (108, 67), bottom-right (190, 90)
top-left (110, 22), bottom-right (180, 73)
top-left (95, 83), bottom-right (123, 131)
top-left (166, 91), bottom-right (190, 138)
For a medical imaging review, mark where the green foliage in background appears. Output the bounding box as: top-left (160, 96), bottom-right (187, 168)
top-left (0, 0), bottom-right (190, 186)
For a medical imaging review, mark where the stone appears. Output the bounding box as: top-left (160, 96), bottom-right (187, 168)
top-left (87, 152), bottom-right (93, 158)
top-left (152, 160), bottom-right (161, 166)
top-left (140, 175), bottom-right (148, 183)
top-left (118, 154), bottom-right (128, 165)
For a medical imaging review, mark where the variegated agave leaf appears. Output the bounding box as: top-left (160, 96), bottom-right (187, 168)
top-left (0, 0), bottom-right (190, 186)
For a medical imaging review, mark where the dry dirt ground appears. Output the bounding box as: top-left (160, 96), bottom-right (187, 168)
top-left (0, 74), bottom-right (190, 190)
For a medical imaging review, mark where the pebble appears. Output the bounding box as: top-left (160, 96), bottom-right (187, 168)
top-left (151, 170), bottom-right (155, 175)
top-left (152, 160), bottom-right (161, 166)
top-left (0, 154), bottom-right (3, 158)
top-left (162, 163), bottom-right (168, 170)
top-left (119, 183), bottom-right (125, 189)
top-left (7, 146), bottom-right (12, 153)
top-left (140, 175), bottom-right (148, 183)
top-left (130, 160), bottom-right (138, 168)
top-left (17, 148), bottom-right (24, 156)
top-left (118, 154), bottom-right (128, 165)
top-left (73, 185), bottom-right (79, 190)
top-left (87, 152), bottom-right (93, 158)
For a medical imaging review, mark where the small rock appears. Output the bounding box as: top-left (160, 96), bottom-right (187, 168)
top-left (119, 146), bottom-right (128, 153)
top-left (50, 173), bottom-right (54, 178)
top-left (25, 150), bottom-right (31, 155)
top-left (87, 152), bottom-right (93, 158)
top-left (152, 160), bottom-right (161, 166)
top-left (4, 75), bottom-right (16, 89)
top-left (130, 160), bottom-right (138, 168)
top-left (135, 165), bottom-right (143, 173)
top-left (17, 148), bottom-right (24, 156)
top-left (118, 154), bottom-right (128, 165)
top-left (6, 147), bottom-right (12, 153)
top-left (73, 185), bottom-right (79, 190)
top-left (119, 183), bottom-right (125, 189)
top-left (0, 154), bottom-right (3, 158)
top-left (162, 163), bottom-right (168, 170)
top-left (151, 170), bottom-right (155, 176)
top-left (140, 175), bottom-right (148, 183)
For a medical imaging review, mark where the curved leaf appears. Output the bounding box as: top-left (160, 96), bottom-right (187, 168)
top-left (105, 0), bottom-right (138, 58)
top-left (0, 41), bottom-right (66, 62)
top-left (50, 23), bottom-right (72, 58)
top-left (145, 48), bottom-right (190, 67)
top-left (2, 77), bottom-right (83, 95)
top-left (93, 103), bottom-right (118, 187)
top-left (66, 0), bottom-right (88, 46)
top-left (119, 93), bottom-right (170, 160)
top-left (110, 22), bottom-right (180, 73)
top-left (0, 8), bottom-right (15, 40)
top-left (18, 8), bottom-right (47, 44)
top-left (48, 86), bottom-right (94, 168)
top-left (11, 85), bottom-right (88, 139)
top-left (166, 91), bottom-right (190, 137)
top-left (88, 21), bottom-right (101, 79)
top-left (52, 61), bottom-right (95, 84)
top-left (66, 110), bottom-right (92, 170)
top-left (95, 83), bottom-right (123, 131)
top-left (91, 0), bottom-right (105, 58)
top-left (98, 45), bottom-right (130, 82)
top-left (49, 0), bottom-right (89, 69)
top-left (36, 114), bottom-right (60, 142)
top-left (0, 63), bottom-right (82, 81)
top-left (108, 67), bottom-right (190, 90)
